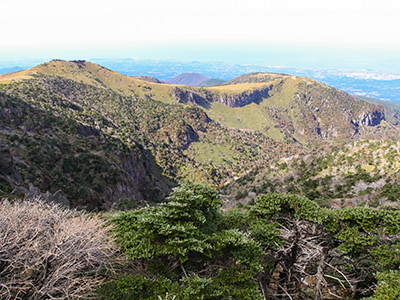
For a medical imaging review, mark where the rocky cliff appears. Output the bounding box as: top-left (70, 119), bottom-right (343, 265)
top-left (294, 81), bottom-right (385, 139)
top-left (170, 78), bottom-right (385, 143)
top-left (355, 108), bottom-right (385, 127)
top-left (170, 85), bottom-right (272, 108)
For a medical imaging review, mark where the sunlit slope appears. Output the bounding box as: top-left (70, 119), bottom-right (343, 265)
top-left (204, 77), bottom-right (300, 141)
top-left (203, 73), bottom-right (385, 144)
top-left (1, 64), bottom-right (294, 191)
top-left (1, 61), bottom-right (386, 146)
top-left (0, 60), bottom-right (175, 103)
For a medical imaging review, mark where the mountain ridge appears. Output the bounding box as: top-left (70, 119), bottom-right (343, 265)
top-left (0, 60), bottom-right (389, 145)
top-left (0, 59), bottom-right (395, 209)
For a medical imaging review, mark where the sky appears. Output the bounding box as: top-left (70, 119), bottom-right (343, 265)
top-left (2, 0), bottom-right (400, 71)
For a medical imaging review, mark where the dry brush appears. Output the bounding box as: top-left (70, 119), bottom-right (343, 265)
top-left (0, 198), bottom-right (115, 300)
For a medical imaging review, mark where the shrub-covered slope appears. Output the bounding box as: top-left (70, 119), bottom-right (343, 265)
top-left (183, 73), bottom-right (386, 144)
top-left (0, 89), bottom-right (170, 209)
top-left (0, 60), bottom-right (394, 209)
top-left (225, 139), bottom-right (400, 209)
top-left (0, 63), bottom-right (298, 208)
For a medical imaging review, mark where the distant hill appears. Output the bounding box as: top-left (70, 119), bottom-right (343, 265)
top-left (199, 78), bottom-right (227, 87)
top-left (167, 73), bottom-right (209, 86)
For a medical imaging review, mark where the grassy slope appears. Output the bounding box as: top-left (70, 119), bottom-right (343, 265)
top-left (206, 82), bottom-right (272, 94)
top-left (1, 65), bottom-right (294, 192)
top-left (0, 60), bottom-right (175, 104)
top-left (2, 62), bottom-right (380, 146)
top-left (203, 77), bottom-right (316, 142)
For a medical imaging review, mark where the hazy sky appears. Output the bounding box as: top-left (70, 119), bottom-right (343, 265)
top-left (2, 0), bottom-right (400, 70)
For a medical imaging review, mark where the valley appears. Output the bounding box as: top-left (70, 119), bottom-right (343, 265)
top-left (1, 59), bottom-right (400, 300)
top-left (0, 60), bottom-right (398, 210)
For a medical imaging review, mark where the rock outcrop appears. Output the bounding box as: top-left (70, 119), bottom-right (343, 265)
top-left (176, 124), bottom-right (199, 150)
top-left (170, 85), bottom-right (272, 108)
top-left (356, 108), bottom-right (385, 127)
top-left (170, 87), bottom-right (212, 107)
top-left (215, 86), bottom-right (272, 107)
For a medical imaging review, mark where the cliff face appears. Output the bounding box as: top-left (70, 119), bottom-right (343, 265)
top-left (314, 107), bottom-right (385, 139)
top-left (293, 82), bottom-right (385, 140)
top-left (215, 87), bottom-right (272, 107)
top-left (171, 78), bottom-right (385, 144)
top-left (170, 85), bottom-right (272, 108)
top-left (102, 147), bottom-right (172, 210)
top-left (356, 108), bottom-right (385, 127)
top-left (170, 87), bottom-right (212, 107)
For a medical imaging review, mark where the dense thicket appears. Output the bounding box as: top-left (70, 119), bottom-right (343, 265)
top-left (103, 184), bottom-right (400, 299)
top-left (0, 199), bottom-right (114, 299)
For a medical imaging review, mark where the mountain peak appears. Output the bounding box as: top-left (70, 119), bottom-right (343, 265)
top-left (167, 73), bottom-right (209, 86)
top-left (0, 60), bottom-right (105, 83)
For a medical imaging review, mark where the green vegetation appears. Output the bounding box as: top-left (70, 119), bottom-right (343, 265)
top-left (0, 178), bottom-right (12, 195)
top-left (226, 139), bottom-right (400, 208)
top-left (103, 184), bottom-right (264, 299)
top-left (3, 186), bottom-right (400, 299)
top-left (0, 89), bottom-right (166, 209)
top-left (365, 271), bottom-right (400, 300)
top-left (1, 70), bottom-right (293, 208)
top-left (100, 184), bottom-right (400, 299)
top-left (1, 60), bottom-right (400, 299)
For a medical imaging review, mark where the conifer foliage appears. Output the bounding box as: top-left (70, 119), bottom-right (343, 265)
top-left (105, 185), bottom-right (400, 299)
top-left (107, 184), bottom-right (264, 299)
